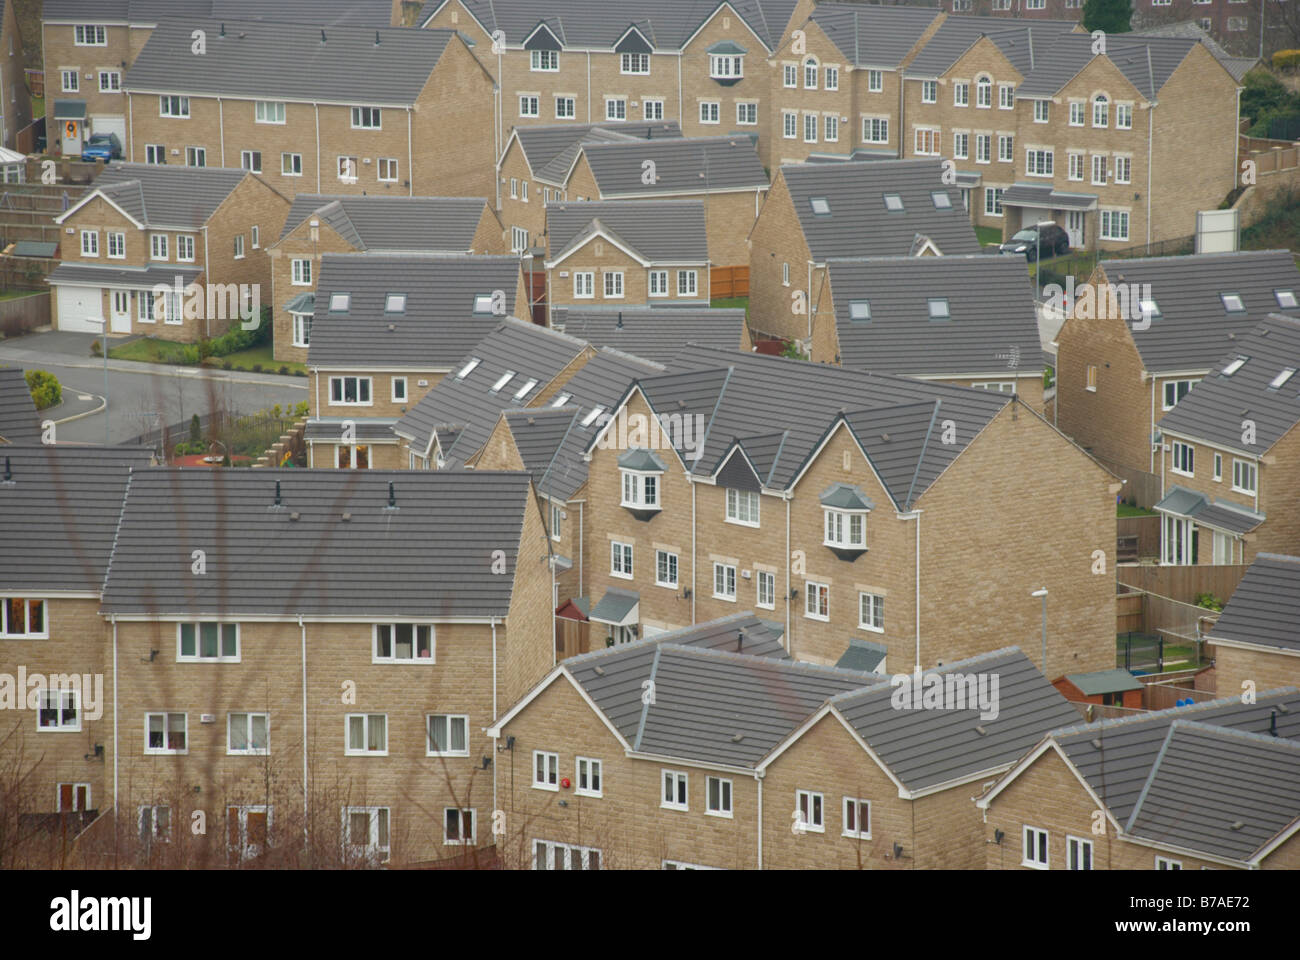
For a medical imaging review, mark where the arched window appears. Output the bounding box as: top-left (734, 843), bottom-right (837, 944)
top-left (1092, 94), bottom-right (1109, 128)
top-left (804, 57), bottom-right (818, 89)
top-left (976, 76), bottom-right (992, 108)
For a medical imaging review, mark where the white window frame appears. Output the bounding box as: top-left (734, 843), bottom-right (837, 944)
top-left (533, 750), bottom-right (559, 791)
top-left (427, 714), bottom-right (469, 757)
top-left (655, 549), bottom-right (679, 589)
top-left (186, 146), bottom-right (205, 168)
top-left (805, 581), bottom-right (829, 621)
top-left (843, 797), bottom-right (871, 838)
top-left (662, 770), bottom-right (689, 811)
top-left (1156, 856), bottom-right (1183, 870)
top-left (281, 152), bottom-right (303, 177)
top-left (575, 757), bottom-right (603, 798)
top-left (573, 271), bottom-right (595, 299)
top-left (708, 54), bottom-right (743, 79)
top-left (37, 687), bottom-right (80, 732)
top-left (378, 158), bottom-right (399, 183)
top-left (342, 806), bottom-right (389, 863)
top-left (677, 269), bottom-right (698, 297)
top-left (391, 376), bottom-right (407, 403)
top-left (532, 839), bottom-right (601, 870)
top-left (611, 540), bottom-right (634, 579)
top-left (98, 70), bottom-right (121, 93)
top-left (555, 96), bottom-right (576, 119)
top-left (227, 712), bottom-right (269, 756)
top-left (255, 101), bottom-right (286, 124)
top-left (1170, 440), bottom-right (1194, 477)
top-left (953, 81), bottom-right (969, 107)
top-left (372, 623), bottom-right (434, 663)
top-left (725, 487), bottom-right (760, 527)
top-left (329, 376), bottom-right (373, 407)
top-left (344, 714), bottom-right (388, 756)
top-left (699, 100), bottom-right (719, 125)
top-left (606, 98), bottom-right (627, 122)
top-left (1231, 458), bottom-right (1257, 495)
top-left (1100, 209), bottom-right (1129, 241)
top-left (291, 313), bottom-right (311, 347)
top-left (159, 95), bottom-right (190, 118)
top-left (795, 789), bottom-right (825, 833)
top-left (922, 80), bottom-right (937, 104)
top-left (706, 776), bottom-right (733, 818)
top-left (603, 271), bottom-right (625, 299)
top-left (80, 230), bottom-right (98, 257)
top-left (177, 621), bottom-right (240, 662)
top-left (1092, 95), bottom-right (1109, 128)
top-left (61, 69), bottom-right (79, 93)
top-left (1023, 826), bottom-right (1049, 869)
top-left (620, 52), bottom-right (649, 75)
top-left (863, 116), bottom-right (888, 144)
top-left (824, 508), bottom-right (867, 549)
top-left (444, 808), bottom-right (476, 845)
top-left (756, 570), bottom-right (775, 610)
top-left (144, 712), bottom-right (187, 754)
top-left (649, 269), bottom-right (669, 298)
top-left (1067, 834), bottom-right (1093, 870)
top-left (620, 469), bottom-right (659, 509)
top-left (350, 106), bottom-right (382, 129)
top-left (858, 592), bottom-right (884, 633)
top-left (176, 234), bottom-right (195, 263)
top-left (1069, 101), bottom-right (1086, 127)
top-left (240, 149), bottom-right (261, 174)
top-left (75, 25), bottom-right (107, 46)
top-left (713, 562), bottom-right (737, 601)
top-left (1033, 100), bottom-right (1049, 123)
top-left (519, 95), bottom-right (540, 118)
top-left (999, 84), bottom-right (1014, 109)
top-left (736, 102), bottom-right (757, 126)
top-left (643, 99), bottom-right (663, 121)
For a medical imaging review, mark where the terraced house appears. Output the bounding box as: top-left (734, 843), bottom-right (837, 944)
top-left (1206, 554), bottom-right (1300, 694)
top-left (268, 194), bottom-right (505, 363)
top-left (1153, 313), bottom-right (1300, 565)
top-left (305, 254), bottom-right (528, 468)
top-left (48, 163), bottom-right (290, 341)
top-left (580, 345), bottom-right (1118, 681)
top-left (748, 158), bottom-right (980, 345)
top-left (40, 0), bottom-right (400, 155)
top-left (417, 0), bottom-right (798, 165)
top-left (978, 689), bottom-right (1300, 870)
top-left (120, 19), bottom-right (497, 202)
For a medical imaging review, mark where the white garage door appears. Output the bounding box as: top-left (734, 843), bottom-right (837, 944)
top-left (56, 286), bottom-right (105, 333)
top-left (90, 115), bottom-right (127, 147)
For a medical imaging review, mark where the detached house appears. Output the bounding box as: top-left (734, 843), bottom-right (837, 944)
top-left (99, 468), bottom-right (553, 866)
top-left (809, 254), bottom-right (1045, 409)
top-left (269, 194), bottom-right (505, 363)
top-left (1055, 250), bottom-right (1300, 498)
top-left (580, 345), bottom-right (1118, 680)
top-left (305, 254), bottom-right (528, 468)
top-left (0, 367), bottom-right (40, 442)
top-left (121, 19), bottom-right (497, 202)
top-left (48, 163), bottom-right (290, 341)
top-left (545, 200), bottom-right (711, 309)
top-left (978, 690), bottom-right (1300, 870)
top-left (748, 159), bottom-right (979, 345)
top-left (1153, 314), bottom-right (1300, 565)
top-left (1206, 554), bottom-right (1300, 694)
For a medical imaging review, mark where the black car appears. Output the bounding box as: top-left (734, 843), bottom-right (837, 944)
top-left (999, 222), bottom-right (1070, 261)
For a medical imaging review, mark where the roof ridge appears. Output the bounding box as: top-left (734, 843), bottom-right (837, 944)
top-left (656, 642), bottom-right (875, 681)
top-left (903, 398), bottom-right (943, 511)
top-left (1051, 687), bottom-right (1300, 739)
top-left (632, 644), bottom-right (663, 752)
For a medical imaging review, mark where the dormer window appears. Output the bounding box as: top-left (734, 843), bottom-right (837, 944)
top-left (619, 448), bottom-right (665, 519)
top-left (329, 293), bottom-right (350, 312)
top-left (490, 371), bottom-right (516, 394)
top-left (385, 293), bottom-right (406, 314)
top-left (1222, 356), bottom-right (1248, 376)
top-left (456, 357), bottom-right (480, 380)
top-left (820, 483), bottom-right (872, 560)
top-left (849, 299), bottom-right (871, 322)
top-left (710, 54), bottom-right (743, 79)
top-left (512, 377), bottom-right (538, 401)
top-left (928, 298), bottom-right (950, 320)
top-left (825, 509), bottom-right (866, 549)
top-left (810, 197), bottom-right (831, 216)
top-left (883, 194), bottom-right (903, 212)
top-left (1275, 289), bottom-right (1297, 308)
top-left (1220, 292), bottom-right (1245, 313)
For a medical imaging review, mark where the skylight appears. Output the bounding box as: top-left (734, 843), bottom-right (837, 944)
top-left (385, 293), bottom-right (407, 313)
top-left (1269, 367), bottom-right (1296, 390)
top-left (848, 299), bottom-right (871, 321)
top-left (551, 392), bottom-right (573, 407)
top-left (329, 292), bottom-right (350, 312)
top-left (928, 297), bottom-right (950, 320)
top-left (1138, 298), bottom-right (1160, 319)
top-left (1222, 356), bottom-right (1248, 376)
top-left (456, 357), bottom-right (481, 380)
top-left (809, 197), bottom-right (831, 216)
top-left (490, 370), bottom-right (516, 393)
top-left (513, 377), bottom-right (538, 400)
top-left (931, 191), bottom-right (952, 210)
top-left (472, 293), bottom-right (495, 315)
top-left (1221, 292), bottom-right (1245, 313)
top-left (1276, 289), bottom-right (1297, 309)
top-left (580, 406), bottom-right (605, 428)
top-left (883, 194), bottom-right (904, 212)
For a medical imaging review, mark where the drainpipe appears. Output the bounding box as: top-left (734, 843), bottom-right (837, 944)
top-left (491, 615), bottom-right (499, 817)
top-left (691, 479), bottom-right (697, 623)
top-left (202, 225), bottom-right (211, 338)
top-left (127, 92), bottom-right (134, 160)
top-left (806, 260), bottom-right (815, 342)
top-left (1145, 102), bottom-right (1153, 247)
top-left (300, 614), bottom-right (308, 844)
top-left (217, 97), bottom-right (225, 167)
top-left (111, 614), bottom-right (118, 815)
top-left (1149, 373), bottom-right (1156, 475)
top-left (578, 501), bottom-right (584, 596)
top-left (785, 493), bottom-right (792, 654)
top-left (756, 773), bottom-right (764, 869)
top-left (314, 103), bottom-right (321, 193)
top-left (587, 52), bottom-right (592, 123)
top-left (406, 106), bottom-right (414, 197)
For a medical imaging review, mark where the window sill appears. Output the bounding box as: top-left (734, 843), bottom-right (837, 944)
top-left (704, 810), bottom-right (734, 820)
top-left (427, 752), bottom-right (470, 759)
top-left (1170, 469), bottom-right (1194, 479)
top-left (713, 593), bottom-right (737, 603)
top-left (724, 517), bottom-right (760, 529)
top-left (804, 614), bottom-right (830, 623)
top-left (858, 624), bottom-right (884, 634)
top-left (343, 751), bottom-right (389, 757)
top-left (660, 803), bottom-right (689, 812)
top-left (532, 783), bottom-right (559, 793)
top-left (1021, 860), bottom-right (1050, 870)
top-left (611, 571), bottom-right (634, 581)
top-left (655, 581), bottom-right (679, 590)
top-left (842, 831), bottom-right (872, 840)
top-left (574, 790), bottom-right (602, 799)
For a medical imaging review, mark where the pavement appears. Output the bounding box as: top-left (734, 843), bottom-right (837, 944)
top-left (0, 329), bottom-right (307, 446)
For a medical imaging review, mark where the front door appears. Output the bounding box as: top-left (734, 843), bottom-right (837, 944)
top-left (1067, 210), bottom-right (1086, 248)
top-left (110, 290), bottom-right (131, 333)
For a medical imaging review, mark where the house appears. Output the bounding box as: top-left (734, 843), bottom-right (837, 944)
top-left (40, 0), bottom-right (399, 156)
top-left (417, 0), bottom-right (798, 165)
top-left (0, 0), bottom-right (30, 150)
top-left (0, 367), bottom-right (40, 442)
top-left (0, 444), bottom-right (153, 839)
top-left (748, 159), bottom-right (979, 345)
top-left (304, 253), bottom-right (529, 468)
top-left (579, 344), bottom-right (1119, 679)
top-left (120, 19), bottom-right (497, 201)
top-left (545, 200), bottom-right (711, 309)
top-left (808, 254), bottom-right (1046, 409)
top-left (99, 467), bottom-right (553, 866)
top-left (1153, 313), bottom-right (1300, 564)
top-left (551, 307), bottom-right (752, 363)
top-left (977, 689), bottom-right (1300, 869)
top-left (268, 194), bottom-right (505, 362)
top-left (47, 163), bottom-right (290, 341)
top-left (1054, 250), bottom-right (1300, 500)
top-left (1206, 554), bottom-right (1300, 694)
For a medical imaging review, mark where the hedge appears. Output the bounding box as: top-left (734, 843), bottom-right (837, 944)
top-left (25, 369), bottom-right (62, 410)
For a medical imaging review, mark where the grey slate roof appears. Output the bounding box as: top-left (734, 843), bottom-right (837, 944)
top-left (306, 254), bottom-right (524, 368)
top-left (0, 368), bottom-right (40, 444)
top-left (551, 307), bottom-right (746, 363)
top-left (836, 637), bottom-right (887, 673)
top-left (501, 407), bottom-right (580, 478)
top-left (101, 469), bottom-right (535, 617)
top-left (304, 418), bottom-right (399, 443)
top-left (1156, 313), bottom-right (1300, 454)
top-left (417, 0), bottom-right (798, 52)
top-left (1123, 721), bottom-right (1300, 861)
top-left (827, 255), bottom-right (1045, 376)
top-left (391, 319), bottom-right (590, 464)
top-left (1065, 669), bottom-right (1144, 696)
top-left (1052, 688), bottom-right (1300, 830)
top-left (999, 182), bottom-right (1097, 211)
top-left (546, 200), bottom-right (710, 264)
top-left (46, 263), bottom-right (203, 290)
top-left (1015, 33), bottom-right (1208, 101)
top-left (278, 195), bottom-right (493, 252)
top-left (1207, 554), bottom-right (1300, 654)
top-left (581, 135), bottom-right (767, 197)
top-left (511, 122), bottom-right (684, 184)
top-left (810, 2), bottom-right (942, 69)
top-left (0, 445), bottom-right (154, 593)
top-left (905, 17), bottom-right (1077, 79)
top-left (617, 345), bottom-right (1010, 508)
top-left (86, 163), bottom-right (250, 229)
top-left (44, 1), bottom-right (392, 26)
top-left (1153, 485), bottom-right (1264, 536)
top-left (1131, 22), bottom-right (1258, 81)
top-left (588, 586), bottom-right (640, 625)
top-left (781, 160), bottom-right (981, 261)
top-left (125, 19), bottom-right (454, 105)
top-left (1099, 250), bottom-right (1300, 374)
top-left (831, 648), bottom-right (1080, 791)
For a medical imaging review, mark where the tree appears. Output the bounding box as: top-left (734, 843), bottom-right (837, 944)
top-left (1082, 0), bottom-right (1132, 35)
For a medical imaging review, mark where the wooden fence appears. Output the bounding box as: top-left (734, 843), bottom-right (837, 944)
top-left (555, 616), bottom-right (590, 659)
top-left (1117, 563), bottom-right (1248, 606)
top-left (1117, 515), bottom-right (1160, 560)
top-left (710, 265), bottom-right (749, 299)
top-left (0, 292), bottom-right (50, 338)
top-left (1116, 590), bottom-right (1144, 634)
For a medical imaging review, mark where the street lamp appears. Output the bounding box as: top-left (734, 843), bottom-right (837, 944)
top-left (1031, 588), bottom-right (1048, 677)
top-left (86, 316), bottom-right (109, 445)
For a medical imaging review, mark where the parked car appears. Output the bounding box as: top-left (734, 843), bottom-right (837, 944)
top-left (81, 133), bottom-right (122, 162)
top-left (999, 222), bottom-right (1070, 261)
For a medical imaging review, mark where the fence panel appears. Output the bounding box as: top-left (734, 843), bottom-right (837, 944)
top-left (1116, 564), bottom-right (1247, 605)
top-left (0, 292), bottom-right (50, 337)
top-left (1116, 515), bottom-right (1160, 557)
top-left (710, 266), bottom-right (749, 299)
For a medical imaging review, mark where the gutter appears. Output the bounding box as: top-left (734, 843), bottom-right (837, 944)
top-left (300, 614), bottom-right (308, 844)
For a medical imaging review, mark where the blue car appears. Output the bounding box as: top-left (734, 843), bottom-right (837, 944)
top-left (81, 132), bottom-right (123, 162)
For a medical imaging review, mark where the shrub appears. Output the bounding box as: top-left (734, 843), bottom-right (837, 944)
top-left (90, 340), bottom-right (102, 357)
top-left (279, 366), bottom-right (289, 376)
top-left (1195, 592), bottom-right (1225, 612)
top-left (190, 414), bottom-right (201, 444)
top-left (1273, 50), bottom-right (1300, 71)
top-left (779, 339), bottom-right (804, 360)
top-left (223, 359), bottom-right (233, 370)
top-left (25, 369), bottom-right (62, 410)
top-left (251, 363), bottom-right (263, 373)
top-left (179, 345), bottom-right (201, 365)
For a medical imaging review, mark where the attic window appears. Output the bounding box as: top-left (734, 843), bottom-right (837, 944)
top-left (490, 371), bottom-right (516, 394)
top-left (883, 194), bottom-right (904, 212)
top-left (1222, 356), bottom-right (1248, 376)
top-left (580, 406), bottom-right (605, 428)
top-left (513, 377), bottom-right (538, 401)
top-left (848, 299), bottom-right (871, 322)
top-left (456, 357), bottom-right (481, 380)
top-left (809, 197), bottom-right (831, 216)
top-left (927, 297), bottom-right (950, 320)
top-left (1269, 367), bottom-right (1296, 390)
top-left (472, 293), bottom-right (496, 315)
top-left (329, 293), bottom-right (350, 312)
top-left (1221, 292), bottom-right (1245, 313)
top-left (385, 293), bottom-right (406, 314)
top-left (930, 191), bottom-right (952, 210)
top-left (1275, 289), bottom-right (1297, 308)
top-left (551, 392), bottom-right (572, 407)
